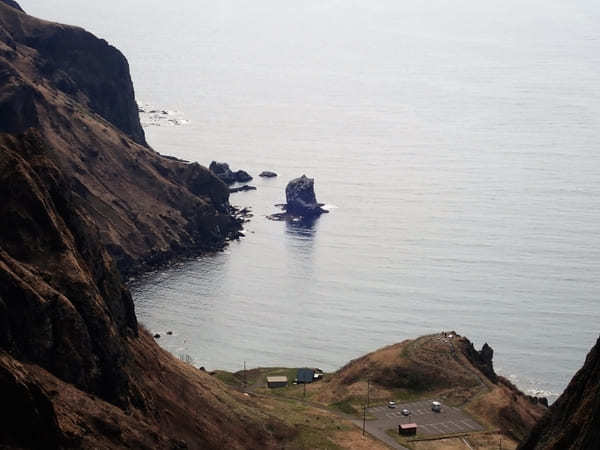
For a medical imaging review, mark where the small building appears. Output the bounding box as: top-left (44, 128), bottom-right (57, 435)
top-left (266, 376), bottom-right (288, 388)
top-left (296, 368), bottom-right (315, 384)
top-left (398, 423), bottom-right (418, 436)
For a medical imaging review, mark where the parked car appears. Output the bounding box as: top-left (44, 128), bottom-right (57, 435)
top-left (387, 401), bottom-right (397, 408)
top-left (431, 401), bottom-right (442, 412)
top-left (401, 408), bottom-right (410, 416)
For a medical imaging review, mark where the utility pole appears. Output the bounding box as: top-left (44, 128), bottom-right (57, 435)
top-left (362, 405), bottom-right (366, 436)
top-left (243, 361), bottom-right (247, 391)
top-left (303, 381), bottom-right (306, 397)
top-left (367, 377), bottom-right (370, 408)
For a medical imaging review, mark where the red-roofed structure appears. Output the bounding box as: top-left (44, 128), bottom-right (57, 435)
top-left (398, 423), bottom-right (418, 436)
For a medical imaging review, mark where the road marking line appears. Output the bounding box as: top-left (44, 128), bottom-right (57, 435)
top-left (429, 423), bottom-right (444, 434)
top-left (447, 420), bottom-right (460, 430)
top-left (461, 420), bottom-right (476, 430)
top-left (438, 422), bottom-right (450, 432)
top-left (419, 424), bottom-right (431, 434)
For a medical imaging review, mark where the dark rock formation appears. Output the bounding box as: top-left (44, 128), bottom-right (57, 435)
top-left (209, 161), bottom-right (237, 184)
top-left (519, 336), bottom-right (600, 450)
top-left (230, 185), bottom-right (256, 193)
top-left (235, 169), bottom-right (252, 183)
top-left (259, 171), bottom-right (277, 178)
top-left (285, 175), bottom-right (327, 216)
top-left (463, 339), bottom-right (497, 383)
top-left (208, 162), bottom-right (253, 185)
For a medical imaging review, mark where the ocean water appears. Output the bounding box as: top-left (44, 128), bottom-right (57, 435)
top-left (25, 0), bottom-right (600, 401)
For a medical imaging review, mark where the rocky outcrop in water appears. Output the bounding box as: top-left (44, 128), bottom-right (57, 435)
top-left (285, 175), bottom-right (327, 216)
top-left (209, 161), bottom-right (236, 184)
top-left (259, 170), bottom-right (277, 178)
top-left (209, 161), bottom-right (253, 185)
top-left (267, 175), bottom-right (327, 221)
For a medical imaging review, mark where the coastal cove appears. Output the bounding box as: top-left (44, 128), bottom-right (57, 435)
top-left (25, 0), bottom-right (600, 405)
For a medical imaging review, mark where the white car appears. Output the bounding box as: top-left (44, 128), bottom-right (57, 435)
top-left (432, 401), bottom-right (442, 412)
top-left (387, 401), bottom-right (397, 408)
top-left (401, 408), bottom-right (410, 416)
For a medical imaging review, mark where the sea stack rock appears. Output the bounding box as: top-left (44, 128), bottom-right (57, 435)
top-left (259, 171), bottom-right (277, 178)
top-left (285, 175), bottom-right (327, 217)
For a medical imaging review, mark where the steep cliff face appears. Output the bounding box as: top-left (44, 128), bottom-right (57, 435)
top-left (0, 0), bottom-right (144, 144)
top-left (0, 132), bottom-right (137, 406)
top-left (0, 1), bottom-right (241, 277)
top-left (519, 336), bottom-right (600, 450)
top-left (0, 3), bottom-right (289, 449)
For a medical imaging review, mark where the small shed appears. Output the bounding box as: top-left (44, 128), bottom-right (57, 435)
top-left (297, 368), bottom-right (315, 384)
top-left (399, 423), bottom-right (418, 436)
top-left (267, 376), bottom-right (288, 388)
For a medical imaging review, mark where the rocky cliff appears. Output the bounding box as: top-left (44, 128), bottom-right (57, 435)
top-left (519, 336), bottom-right (600, 450)
top-left (0, 3), bottom-right (289, 448)
top-left (0, 2), bottom-right (243, 277)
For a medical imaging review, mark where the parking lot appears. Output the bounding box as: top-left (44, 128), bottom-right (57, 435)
top-left (367, 399), bottom-right (483, 437)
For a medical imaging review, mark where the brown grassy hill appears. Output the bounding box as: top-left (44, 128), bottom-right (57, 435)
top-left (0, 2), bottom-right (293, 448)
top-left (518, 335), bottom-right (600, 450)
top-left (318, 333), bottom-right (548, 442)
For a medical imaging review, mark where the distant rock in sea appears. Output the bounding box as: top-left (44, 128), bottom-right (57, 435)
top-left (268, 174), bottom-right (328, 221)
top-left (285, 175), bottom-right (327, 216)
top-left (259, 171), bottom-right (277, 178)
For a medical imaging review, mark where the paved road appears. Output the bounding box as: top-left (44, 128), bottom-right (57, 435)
top-left (350, 418), bottom-right (408, 450)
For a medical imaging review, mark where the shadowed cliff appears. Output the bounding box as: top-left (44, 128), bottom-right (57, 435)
top-left (0, 2), bottom-right (291, 448)
top-left (519, 336), bottom-right (600, 450)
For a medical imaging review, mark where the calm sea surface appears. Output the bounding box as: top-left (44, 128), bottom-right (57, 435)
top-left (26, 0), bottom-right (600, 401)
